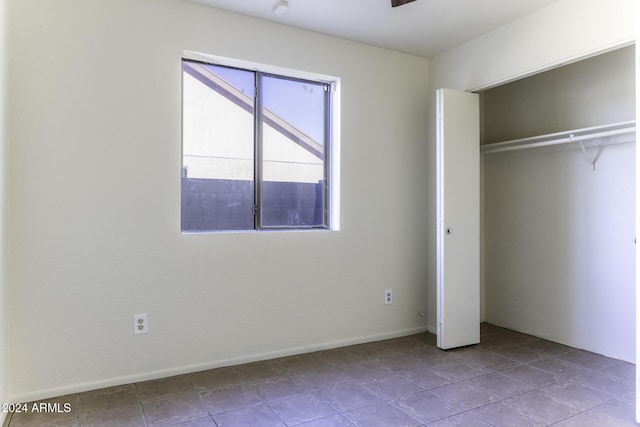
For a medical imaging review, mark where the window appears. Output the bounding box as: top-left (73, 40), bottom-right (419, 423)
top-left (181, 58), bottom-right (334, 232)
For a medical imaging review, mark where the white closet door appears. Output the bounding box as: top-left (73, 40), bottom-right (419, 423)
top-left (436, 88), bottom-right (480, 350)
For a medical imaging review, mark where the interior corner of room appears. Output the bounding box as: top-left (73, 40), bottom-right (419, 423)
top-left (0, 0), bottom-right (638, 423)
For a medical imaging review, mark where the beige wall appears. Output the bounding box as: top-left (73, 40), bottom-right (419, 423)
top-left (6, 0), bottom-right (429, 401)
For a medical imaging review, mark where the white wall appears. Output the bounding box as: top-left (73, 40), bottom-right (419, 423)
top-left (427, 0), bottom-right (638, 346)
top-left (483, 141), bottom-right (635, 361)
top-left (6, 0), bottom-right (429, 402)
top-left (0, 0), bottom-right (7, 422)
top-left (430, 0), bottom-right (637, 92)
top-left (482, 47), bottom-right (636, 143)
top-left (481, 48), bottom-right (636, 362)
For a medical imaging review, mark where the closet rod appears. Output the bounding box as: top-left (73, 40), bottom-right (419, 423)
top-left (481, 121), bottom-right (636, 155)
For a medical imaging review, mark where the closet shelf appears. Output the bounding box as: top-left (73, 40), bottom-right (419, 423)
top-left (480, 120), bottom-right (636, 155)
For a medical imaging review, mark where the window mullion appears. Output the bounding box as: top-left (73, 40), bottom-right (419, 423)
top-left (323, 83), bottom-right (331, 228)
top-left (254, 72), bottom-right (264, 230)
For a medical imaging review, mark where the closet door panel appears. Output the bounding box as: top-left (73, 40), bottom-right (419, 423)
top-left (436, 88), bottom-right (480, 350)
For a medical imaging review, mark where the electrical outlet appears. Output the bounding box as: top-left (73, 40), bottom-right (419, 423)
top-left (385, 289), bottom-right (392, 305)
top-left (134, 313), bottom-right (148, 335)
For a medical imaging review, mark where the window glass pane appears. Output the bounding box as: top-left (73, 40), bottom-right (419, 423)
top-left (260, 75), bottom-right (327, 227)
top-left (181, 61), bottom-right (255, 231)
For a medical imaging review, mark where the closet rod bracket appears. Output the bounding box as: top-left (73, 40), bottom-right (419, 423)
top-left (573, 134), bottom-right (597, 172)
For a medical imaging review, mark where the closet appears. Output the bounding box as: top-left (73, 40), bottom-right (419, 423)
top-left (479, 46), bottom-right (636, 362)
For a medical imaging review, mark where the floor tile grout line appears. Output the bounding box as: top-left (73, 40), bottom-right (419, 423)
top-left (541, 395), bottom-right (626, 427)
top-left (418, 363), bottom-right (604, 426)
top-left (131, 382), bottom-right (150, 427)
top-left (139, 400), bottom-right (149, 427)
top-left (385, 398), bottom-right (437, 426)
top-left (2, 412), bottom-right (11, 427)
top-left (189, 379), bottom-right (214, 426)
top-left (262, 398), bottom-right (297, 427)
top-left (587, 396), bottom-right (639, 426)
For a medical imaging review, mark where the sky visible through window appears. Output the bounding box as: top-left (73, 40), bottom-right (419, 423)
top-left (205, 64), bottom-right (325, 144)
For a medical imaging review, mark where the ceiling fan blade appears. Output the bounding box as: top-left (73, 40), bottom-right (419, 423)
top-left (391, 0), bottom-right (417, 7)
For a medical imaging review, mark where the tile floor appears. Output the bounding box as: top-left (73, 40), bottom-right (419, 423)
top-left (4, 323), bottom-right (637, 426)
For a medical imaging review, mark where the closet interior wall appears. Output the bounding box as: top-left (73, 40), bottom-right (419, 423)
top-left (480, 45), bottom-right (636, 362)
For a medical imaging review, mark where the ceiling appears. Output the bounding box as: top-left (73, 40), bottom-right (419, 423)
top-left (186, 0), bottom-right (561, 58)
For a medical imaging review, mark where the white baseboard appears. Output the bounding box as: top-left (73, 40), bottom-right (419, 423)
top-left (10, 325), bottom-right (429, 404)
top-left (427, 324), bottom-right (437, 335)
